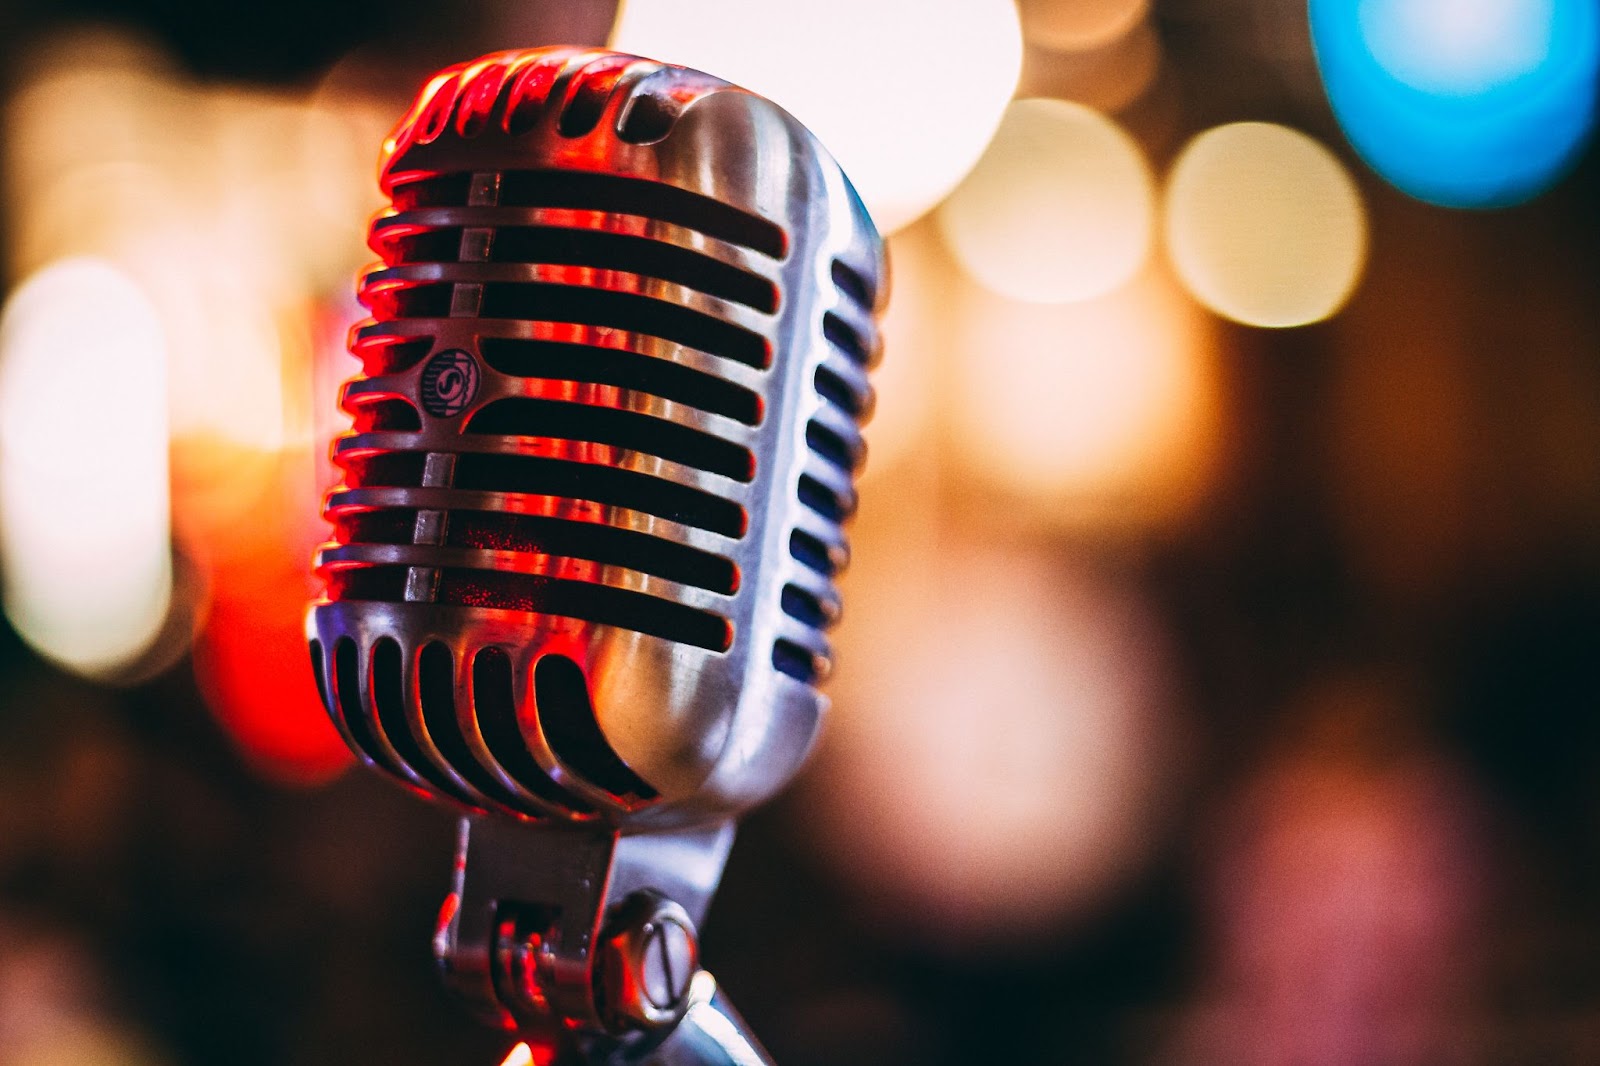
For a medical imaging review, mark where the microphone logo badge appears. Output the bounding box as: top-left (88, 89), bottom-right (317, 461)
top-left (418, 348), bottom-right (480, 417)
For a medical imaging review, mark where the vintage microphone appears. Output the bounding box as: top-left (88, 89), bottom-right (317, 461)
top-left (305, 46), bottom-right (885, 1062)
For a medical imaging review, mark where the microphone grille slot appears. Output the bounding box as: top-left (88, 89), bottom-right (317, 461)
top-left (391, 170), bottom-right (786, 258)
top-left (329, 166), bottom-right (787, 661)
top-left (478, 339), bottom-right (762, 426)
top-left (771, 257), bottom-right (881, 684)
top-left (462, 399), bottom-right (755, 482)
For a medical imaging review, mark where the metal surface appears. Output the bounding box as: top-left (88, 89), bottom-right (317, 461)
top-left (591, 972), bottom-right (776, 1066)
top-left (306, 46), bottom-right (886, 830)
top-left (304, 46), bottom-right (887, 1057)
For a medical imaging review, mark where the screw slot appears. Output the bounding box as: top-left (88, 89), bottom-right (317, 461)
top-left (601, 893), bottom-right (700, 1031)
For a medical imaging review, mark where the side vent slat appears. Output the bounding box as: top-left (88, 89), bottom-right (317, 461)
top-left (327, 567), bottom-right (408, 603)
top-left (535, 654), bottom-right (660, 802)
top-left (472, 648), bottom-right (596, 814)
top-left (798, 473), bottom-right (852, 522)
top-left (788, 529), bottom-right (836, 577)
top-left (823, 310), bottom-right (870, 365)
top-left (417, 642), bottom-right (528, 808)
top-left (335, 509), bottom-right (420, 547)
top-left (332, 638), bottom-right (392, 767)
top-left (831, 257), bottom-right (875, 309)
top-left (805, 418), bottom-right (862, 472)
top-left (371, 638), bottom-right (475, 804)
top-left (772, 639), bottom-right (821, 684)
top-left (331, 638), bottom-right (382, 756)
top-left (814, 364), bottom-right (866, 418)
top-left (780, 583), bottom-right (830, 628)
top-left (767, 259), bottom-right (879, 683)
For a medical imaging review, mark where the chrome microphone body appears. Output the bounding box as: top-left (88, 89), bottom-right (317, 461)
top-left (305, 46), bottom-right (884, 1058)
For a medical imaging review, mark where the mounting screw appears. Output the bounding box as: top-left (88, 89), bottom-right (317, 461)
top-left (601, 893), bottom-right (699, 1030)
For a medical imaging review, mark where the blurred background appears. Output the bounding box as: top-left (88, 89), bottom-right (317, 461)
top-left (2, 0), bottom-right (1600, 1062)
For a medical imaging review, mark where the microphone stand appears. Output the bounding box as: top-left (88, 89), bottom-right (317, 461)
top-left (565, 973), bottom-right (772, 1066)
top-left (436, 817), bottom-right (776, 1065)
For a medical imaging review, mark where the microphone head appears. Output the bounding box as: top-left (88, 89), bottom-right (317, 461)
top-left (306, 47), bottom-right (885, 828)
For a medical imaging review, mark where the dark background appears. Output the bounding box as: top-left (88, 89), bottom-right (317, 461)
top-left (3, 1), bottom-right (1600, 1063)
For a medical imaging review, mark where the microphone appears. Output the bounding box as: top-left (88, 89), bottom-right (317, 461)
top-left (305, 46), bottom-right (885, 1055)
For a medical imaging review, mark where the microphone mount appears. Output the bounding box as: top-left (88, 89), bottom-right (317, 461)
top-left (437, 816), bottom-right (765, 1061)
top-left (438, 813), bottom-right (732, 1037)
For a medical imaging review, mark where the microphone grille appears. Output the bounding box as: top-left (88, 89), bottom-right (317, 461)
top-left (308, 48), bottom-right (884, 824)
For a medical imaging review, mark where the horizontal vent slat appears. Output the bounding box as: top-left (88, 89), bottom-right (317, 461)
top-left (385, 225), bottom-right (778, 313)
top-left (373, 282), bottom-right (769, 370)
top-left (327, 486), bottom-right (734, 553)
top-left (464, 398), bottom-right (754, 482)
top-left (480, 338), bottom-right (761, 425)
top-left (374, 205), bottom-right (777, 277)
top-left (455, 453), bottom-right (746, 538)
top-left (334, 510), bottom-right (736, 594)
top-left (335, 509), bottom-right (418, 545)
top-left (352, 336), bottom-right (434, 376)
top-left (319, 544), bottom-right (726, 613)
top-left (325, 566), bottom-right (732, 651)
top-left (342, 451), bottom-right (746, 538)
top-left (345, 452), bottom-right (427, 487)
top-left (391, 170), bottom-right (786, 258)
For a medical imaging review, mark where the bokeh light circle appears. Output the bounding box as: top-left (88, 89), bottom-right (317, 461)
top-left (937, 99), bottom-right (1154, 304)
top-left (0, 258), bottom-right (172, 676)
top-left (811, 537), bottom-right (1182, 946)
top-left (1022, 22), bottom-right (1165, 115)
top-left (1164, 122), bottom-right (1367, 329)
top-left (949, 266), bottom-right (1222, 532)
top-left (1019, 0), bottom-right (1149, 53)
top-left (611, 0), bottom-right (1022, 233)
top-left (1311, 0), bottom-right (1600, 207)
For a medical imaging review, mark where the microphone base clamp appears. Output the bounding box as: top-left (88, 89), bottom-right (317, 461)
top-left (434, 816), bottom-right (772, 1062)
